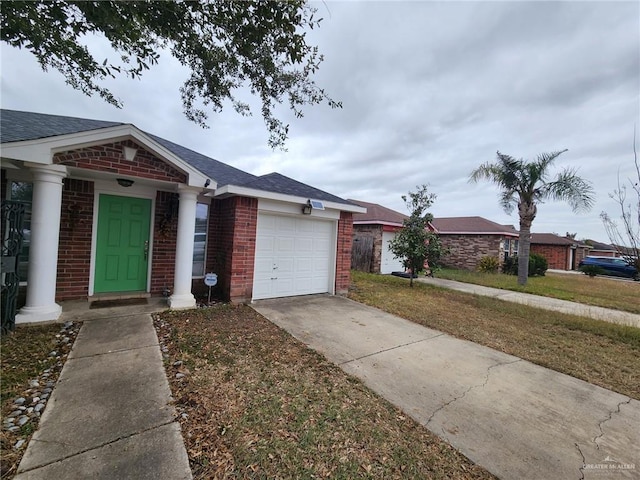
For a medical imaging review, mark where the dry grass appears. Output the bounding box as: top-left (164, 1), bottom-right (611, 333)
top-left (349, 271), bottom-right (640, 400)
top-left (436, 268), bottom-right (640, 314)
top-left (1, 322), bottom-right (80, 479)
top-left (155, 305), bottom-right (495, 480)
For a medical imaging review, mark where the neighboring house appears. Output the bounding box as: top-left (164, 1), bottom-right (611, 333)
top-left (583, 239), bottom-right (619, 257)
top-left (1, 110), bottom-right (364, 324)
top-left (349, 200), bottom-right (409, 274)
top-left (529, 233), bottom-right (591, 270)
top-left (430, 216), bottom-right (519, 270)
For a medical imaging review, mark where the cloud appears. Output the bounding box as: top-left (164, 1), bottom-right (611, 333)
top-left (1, 0), bottom-right (638, 242)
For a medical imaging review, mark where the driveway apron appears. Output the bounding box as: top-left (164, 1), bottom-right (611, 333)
top-left (253, 295), bottom-right (639, 480)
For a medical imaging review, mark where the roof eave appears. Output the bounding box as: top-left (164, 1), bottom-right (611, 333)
top-left (214, 184), bottom-right (366, 213)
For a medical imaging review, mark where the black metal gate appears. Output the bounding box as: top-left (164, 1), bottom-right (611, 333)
top-left (1, 200), bottom-right (26, 333)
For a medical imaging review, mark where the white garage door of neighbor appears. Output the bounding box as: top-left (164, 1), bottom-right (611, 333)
top-left (253, 214), bottom-right (335, 300)
top-left (381, 231), bottom-right (405, 274)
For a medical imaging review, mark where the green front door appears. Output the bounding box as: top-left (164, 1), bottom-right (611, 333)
top-left (94, 194), bottom-right (151, 293)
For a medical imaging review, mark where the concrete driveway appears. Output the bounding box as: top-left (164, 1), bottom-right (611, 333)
top-left (253, 295), bottom-right (639, 480)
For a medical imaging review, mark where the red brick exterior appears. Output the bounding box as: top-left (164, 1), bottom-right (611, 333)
top-left (530, 244), bottom-right (569, 270)
top-left (336, 211), bottom-right (353, 294)
top-left (56, 179), bottom-right (95, 300)
top-left (54, 140), bottom-right (187, 183)
top-left (151, 191), bottom-right (178, 296)
top-left (208, 196), bottom-right (258, 303)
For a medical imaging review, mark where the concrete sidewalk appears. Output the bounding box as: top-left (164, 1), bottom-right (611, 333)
top-left (417, 276), bottom-right (640, 328)
top-left (254, 295), bottom-right (639, 480)
top-left (15, 302), bottom-right (192, 480)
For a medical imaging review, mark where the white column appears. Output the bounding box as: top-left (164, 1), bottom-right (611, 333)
top-left (16, 165), bottom-right (67, 324)
top-left (168, 186), bottom-right (198, 309)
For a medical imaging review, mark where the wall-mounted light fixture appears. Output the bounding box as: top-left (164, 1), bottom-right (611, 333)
top-left (302, 200), bottom-right (312, 215)
top-left (117, 178), bottom-right (135, 188)
top-left (302, 199), bottom-right (325, 215)
top-left (123, 146), bottom-right (138, 161)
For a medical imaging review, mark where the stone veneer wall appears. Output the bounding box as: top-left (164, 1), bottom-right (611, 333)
top-left (440, 234), bottom-right (504, 270)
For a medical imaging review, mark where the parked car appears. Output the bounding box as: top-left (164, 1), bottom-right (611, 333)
top-left (578, 256), bottom-right (639, 280)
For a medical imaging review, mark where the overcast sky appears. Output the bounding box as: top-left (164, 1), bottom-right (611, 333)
top-left (1, 1), bottom-right (638, 242)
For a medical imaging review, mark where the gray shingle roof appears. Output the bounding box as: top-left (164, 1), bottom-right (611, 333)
top-left (1, 110), bottom-right (352, 205)
top-left (1, 109), bottom-right (123, 142)
top-left (145, 133), bottom-right (257, 187)
top-left (241, 172), bottom-right (353, 205)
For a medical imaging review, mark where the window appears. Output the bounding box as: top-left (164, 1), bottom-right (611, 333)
top-left (192, 202), bottom-right (209, 277)
top-left (9, 182), bottom-right (33, 283)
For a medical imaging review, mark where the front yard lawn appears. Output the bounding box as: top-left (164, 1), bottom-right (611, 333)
top-left (349, 271), bottom-right (640, 400)
top-left (155, 305), bottom-right (495, 480)
top-left (436, 268), bottom-right (640, 314)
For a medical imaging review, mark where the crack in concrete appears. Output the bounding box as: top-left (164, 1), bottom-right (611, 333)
top-left (18, 420), bottom-right (179, 474)
top-left (593, 397), bottom-right (632, 450)
top-left (575, 443), bottom-right (586, 480)
top-left (339, 334), bottom-right (445, 365)
top-left (425, 358), bottom-right (522, 426)
top-left (69, 343), bottom-right (161, 360)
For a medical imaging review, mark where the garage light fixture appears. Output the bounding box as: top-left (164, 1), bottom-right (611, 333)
top-left (302, 199), bottom-right (325, 215)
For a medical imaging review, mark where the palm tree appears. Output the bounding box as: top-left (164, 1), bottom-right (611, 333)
top-left (470, 150), bottom-right (594, 285)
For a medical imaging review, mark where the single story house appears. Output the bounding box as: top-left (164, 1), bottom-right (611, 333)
top-left (430, 216), bottom-right (519, 270)
top-left (1, 110), bottom-right (364, 325)
top-left (529, 233), bottom-right (591, 270)
top-left (349, 200), bottom-right (408, 274)
top-left (583, 239), bottom-right (619, 257)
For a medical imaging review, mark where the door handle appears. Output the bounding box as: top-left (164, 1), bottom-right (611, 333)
top-left (144, 240), bottom-right (149, 260)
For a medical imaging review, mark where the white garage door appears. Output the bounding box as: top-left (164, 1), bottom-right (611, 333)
top-left (253, 213), bottom-right (335, 300)
top-left (381, 231), bottom-right (405, 274)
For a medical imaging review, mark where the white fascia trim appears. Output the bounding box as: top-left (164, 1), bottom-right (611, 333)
top-left (354, 220), bottom-right (404, 227)
top-left (1, 125), bottom-right (214, 190)
top-left (214, 184), bottom-right (367, 213)
top-left (439, 231), bottom-right (520, 236)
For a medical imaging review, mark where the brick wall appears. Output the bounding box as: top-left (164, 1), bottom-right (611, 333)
top-left (208, 196), bottom-right (258, 303)
top-left (151, 191), bottom-right (178, 296)
top-left (352, 224), bottom-right (383, 273)
top-left (336, 212), bottom-right (354, 294)
top-left (54, 140), bottom-right (187, 183)
top-left (530, 244), bottom-right (569, 270)
top-left (56, 179), bottom-right (94, 300)
top-left (440, 234), bottom-right (503, 270)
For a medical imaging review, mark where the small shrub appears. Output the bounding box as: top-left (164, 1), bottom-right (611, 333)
top-left (529, 253), bottom-right (548, 276)
top-left (477, 256), bottom-right (500, 273)
top-left (502, 256), bottom-right (518, 275)
top-left (580, 265), bottom-right (605, 277)
top-left (502, 254), bottom-right (547, 277)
